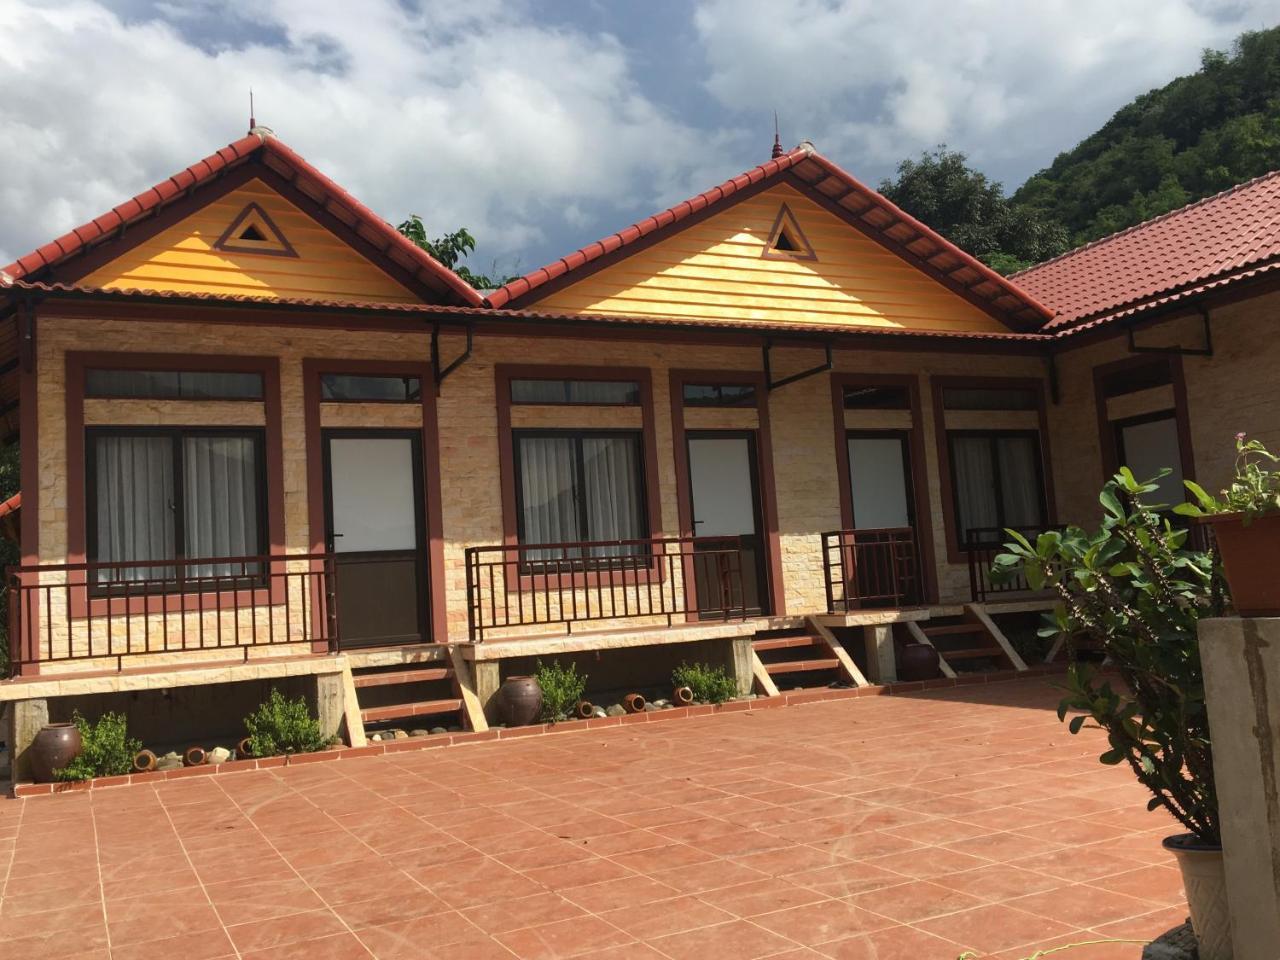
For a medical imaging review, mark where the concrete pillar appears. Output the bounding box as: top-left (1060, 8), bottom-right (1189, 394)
top-left (7, 698), bottom-right (49, 784)
top-left (474, 660), bottom-right (502, 724)
top-left (729, 636), bottom-right (754, 696)
top-left (862, 625), bottom-right (896, 684)
top-left (314, 672), bottom-right (345, 742)
top-left (1199, 616), bottom-right (1280, 958)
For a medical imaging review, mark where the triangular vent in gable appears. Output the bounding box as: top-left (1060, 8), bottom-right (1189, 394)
top-left (762, 202), bottom-right (816, 261)
top-left (213, 202), bottom-right (298, 257)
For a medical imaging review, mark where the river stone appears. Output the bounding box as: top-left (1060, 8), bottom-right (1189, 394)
top-left (652, 699), bottom-right (670, 708)
top-left (643, 702), bottom-right (659, 712)
top-left (1142, 922), bottom-right (1196, 960)
top-left (391, 729), bottom-right (409, 740)
top-left (156, 753), bottom-right (183, 772)
top-left (660, 703), bottom-right (673, 709)
top-left (447, 726), bottom-right (462, 732)
top-left (409, 729), bottom-right (430, 738)
top-left (592, 706), bottom-right (607, 718)
top-left (430, 727), bottom-right (447, 735)
top-left (605, 704), bottom-right (626, 717)
top-left (371, 733), bottom-right (383, 742)
top-left (208, 747), bottom-right (231, 765)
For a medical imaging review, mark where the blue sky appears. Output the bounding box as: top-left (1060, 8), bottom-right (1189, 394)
top-left (1, 0), bottom-right (1276, 281)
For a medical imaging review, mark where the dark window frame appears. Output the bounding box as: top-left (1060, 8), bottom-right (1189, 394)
top-left (511, 427), bottom-right (651, 569)
top-left (509, 378), bottom-right (642, 407)
top-left (86, 425), bottom-right (270, 594)
top-left (85, 369), bottom-right (265, 401)
top-left (945, 428), bottom-right (1048, 547)
top-left (681, 383), bottom-right (758, 408)
top-left (941, 386), bottom-right (1039, 411)
top-left (843, 385), bottom-right (911, 410)
top-left (319, 373), bottom-right (423, 403)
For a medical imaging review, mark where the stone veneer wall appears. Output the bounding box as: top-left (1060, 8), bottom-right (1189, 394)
top-left (33, 313), bottom-right (1054, 663)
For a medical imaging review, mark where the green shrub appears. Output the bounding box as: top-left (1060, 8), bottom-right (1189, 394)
top-left (533, 659), bottom-right (587, 722)
top-left (54, 711), bottom-right (140, 781)
top-left (672, 662), bottom-right (738, 704)
top-left (244, 689), bottom-right (328, 757)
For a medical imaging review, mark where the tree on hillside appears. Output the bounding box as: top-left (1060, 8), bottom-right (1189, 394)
top-left (1014, 27), bottom-right (1280, 246)
top-left (879, 148), bottom-right (1069, 275)
top-left (396, 215), bottom-right (520, 291)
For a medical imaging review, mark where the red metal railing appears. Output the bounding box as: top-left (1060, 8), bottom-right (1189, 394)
top-left (5, 553), bottom-right (338, 676)
top-left (464, 535), bottom-right (747, 641)
top-left (965, 526), bottom-right (1062, 603)
top-left (822, 527), bottom-right (920, 612)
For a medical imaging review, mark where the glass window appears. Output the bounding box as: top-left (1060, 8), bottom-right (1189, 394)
top-left (941, 386), bottom-right (1038, 411)
top-left (510, 379), bottom-right (640, 405)
top-left (847, 433), bottom-right (913, 529)
top-left (947, 431), bottom-right (1046, 546)
top-left (89, 428), bottom-right (265, 584)
top-left (1116, 414), bottom-right (1185, 506)
top-left (514, 430), bottom-right (647, 560)
top-left (320, 374), bottom-right (422, 402)
top-left (1100, 359), bottom-right (1173, 399)
top-left (682, 383), bottom-right (756, 407)
top-left (86, 369), bottom-right (264, 400)
top-left (843, 385), bottom-right (910, 410)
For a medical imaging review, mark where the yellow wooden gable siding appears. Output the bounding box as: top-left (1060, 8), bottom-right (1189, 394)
top-left (81, 179), bottom-right (419, 303)
top-left (533, 183), bottom-right (1007, 333)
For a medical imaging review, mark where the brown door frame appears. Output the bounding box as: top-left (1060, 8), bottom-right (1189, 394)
top-left (670, 369), bottom-right (785, 618)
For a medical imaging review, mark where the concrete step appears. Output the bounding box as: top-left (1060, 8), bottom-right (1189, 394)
top-left (360, 699), bottom-right (463, 724)
top-left (764, 658), bottom-right (840, 674)
top-left (753, 635), bottom-right (820, 652)
top-left (353, 667), bottom-right (453, 688)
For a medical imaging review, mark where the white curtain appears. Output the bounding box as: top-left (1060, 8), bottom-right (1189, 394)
top-left (518, 436), bottom-right (580, 559)
top-left (582, 436), bottom-right (643, 558)
top-left (951, 436), bottom-right (999, 545)
top-left (94, 436), bottom-right (175, 582)
top-left (184, 436), bottom-right (259, 578)
top-left (996, 436), bottom-right (1043, 529)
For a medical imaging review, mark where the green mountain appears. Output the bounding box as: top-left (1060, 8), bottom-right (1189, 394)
top-left (1013, 27), bottom-right (1280, 247)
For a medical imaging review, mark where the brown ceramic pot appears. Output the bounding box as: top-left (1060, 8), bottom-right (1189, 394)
top-left (673, 686), bottom-right (694, 706)
top-left (1203, 513), bottom-right (1280, 616)
top-left (897, 642), bottom-right (941, 682)
top-left (132, 749), bottom-right (157, 774)
top-left (183, 746), bottom-right (207, 767)
top-left (623, 693), bottom-right (647, 714)
top-left (29, 722), bottom-right (82, 782)
top-left (236, 736), bottom-right (254, 759)
top-left (500, 676), bottom-right (543, 727)
top-left (574, 700), bottom-right (595, 720)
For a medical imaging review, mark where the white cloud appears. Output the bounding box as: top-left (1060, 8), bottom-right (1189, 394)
top-left (693, 0), bottom-right (1279, 188)
top-left (0, 0), bottom-right (718, 270)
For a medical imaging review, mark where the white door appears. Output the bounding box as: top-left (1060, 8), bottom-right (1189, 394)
top-left (687, 434), bottom-right (766, 614)
top-left (847, 434), bottom-right (912, 528)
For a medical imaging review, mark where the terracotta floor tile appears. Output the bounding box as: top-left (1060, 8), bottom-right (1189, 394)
top-left (239, 931), bottom-right (373, 960)
top-left (932, 863), bottom-right (1064, 902)
top-left (354, 911), bottom-right (485, 958)
top-left (493, 913), bottom-right (634, 959)
top-left (558, 874), bottom-right (681, 912)
top-left (647, 918), bottom-right (798, 960)
top-left (110, 928), bottom-right (237, 960)
top-left (599, 894), bottom-right (736, 938)
top-left (916, 902), bottom-right (1081, 954)
top-left (1088, 865), bottom-right (1187, 906)
top-left (461, 891), bottom-right (586, 934)
top-left (848, 879), bottom-right (987, 923)
top-left (750, 899), bottom-right (894, 945)
top-left (813, 923), bottom-right (967, 960)
top-left (227, 908), bottom-right (349, 953)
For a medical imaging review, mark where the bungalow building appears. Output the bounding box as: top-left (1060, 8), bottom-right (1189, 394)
top-left (1, 126), bottom-right (1275, 784)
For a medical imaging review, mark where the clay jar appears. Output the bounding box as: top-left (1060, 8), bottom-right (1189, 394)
top-left (897, 642), bottom-right (941, 681)
top-left (132, 749), bottom-right (157, 774)
top-left (574, 700), bottom-right (595, 720)
top-left (29, 722), bottom-right (82, 783)
top-left (623, 693), bottom-right (647, 714)
top-left (673, 686), bottom-right (695, 706)
top-left (500, 676), bottom-right (543, 727)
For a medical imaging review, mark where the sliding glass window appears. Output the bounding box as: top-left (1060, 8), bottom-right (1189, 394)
top-left (946, 431), bottom-right (1046, 547)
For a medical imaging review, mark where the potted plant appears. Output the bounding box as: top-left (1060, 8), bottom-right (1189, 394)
top-left (1175, 432), bottom-right (1280, 616)
top-left (993, 467), bottom-right (1230, 960)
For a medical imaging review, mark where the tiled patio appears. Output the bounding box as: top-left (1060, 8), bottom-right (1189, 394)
top-left (0, 677), bottom-right (1186, 960)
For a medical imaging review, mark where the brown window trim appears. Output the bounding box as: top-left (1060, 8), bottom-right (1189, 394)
top-left (671, 368), bottom-right (786, 618)
top-left (1092, 354), bottom-right (1195, 487)
top-left (831, 373), bottom-right (938, 603)
top-left (303, 358), bottom-right (448, 645)
top-left (496, 364), bottom-right (665, 592)
top-left (930, 374), bottom-right (1057, 564)
top-left (65, 352), bottom-right (287, 619)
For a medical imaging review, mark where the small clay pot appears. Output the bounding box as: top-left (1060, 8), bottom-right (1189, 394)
top-left (183, 746), bottom-right (207, 767)
top-left (236, 737), bottom-right (254, 759)
top-left (623, 693), bottom-right (647, 714)
top-left (132, 749), bottom-right (157, 774)
top-left (673, 686), bottom-right (695, 706)
top-left (897, 642), bottom-right (941, 682)
top-left (499, 676), bottom-right (543, 727)
top-left (29, 722), bottom-right (82, 783)
top-left (574, 700), bottom-right (594, 720)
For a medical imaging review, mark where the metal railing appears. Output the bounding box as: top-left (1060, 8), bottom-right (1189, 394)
top-left (964, 526), bottom-right (1062, 603)
top-left (463, 535), bottom-right (747, 641)
top-left (822, 527), bottom-right (920, 612)
top-left (5, 553), bottom-right (338, 676)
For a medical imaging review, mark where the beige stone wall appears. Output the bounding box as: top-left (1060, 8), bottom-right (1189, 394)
top-left (32, 313), bottom-right (1053, 667)
top-left (1049, 290), bottom-right (1280, 527)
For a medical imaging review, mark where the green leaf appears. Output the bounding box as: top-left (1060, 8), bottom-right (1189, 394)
top-left (1068, 715), bottom-right (1085, 735)
top-left (1098, 748), bottom-right (1126, 765)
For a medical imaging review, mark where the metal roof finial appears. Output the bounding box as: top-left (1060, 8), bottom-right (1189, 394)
top-left (771, 111), bottom-right (783, 159)
top-left (248, 89), bottom-right (255, 134)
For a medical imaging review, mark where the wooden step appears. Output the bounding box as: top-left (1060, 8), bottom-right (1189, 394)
top-left (360, 699), bottom-right (463, 724)
top-left (921, 623), bottom-right (986, 637)
top-left (354, 667), bottom-right (453, 688)
top-left (942, 647), bottom-right (1005, 660)
top-left (753, 634), bottom-right (820, 652)
top-left (764, 658), bottom-right (840, 674)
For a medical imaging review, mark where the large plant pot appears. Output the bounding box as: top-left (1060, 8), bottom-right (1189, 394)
top-left (897, 642), bottom-right (941, 681)
top-left (499, 676), bottom-right (543, 727)
top-left (1204, 512), bottom-right (1280, 616)
top-left (1164, 834), bottom-right (1232, 960)
top-left (29, 722), bottom-right (82, 783)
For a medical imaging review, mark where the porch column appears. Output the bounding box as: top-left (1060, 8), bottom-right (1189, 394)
top-left (473, 661), bottom-right (501, 724)
top-left (862, 625), bottom-right (897, 684)
top-left (729, 636), bottom-right (754, 697)
top-left (314, 672), bottom-right (345, 742)
top-left (6, 698), bottom-right (49, 784)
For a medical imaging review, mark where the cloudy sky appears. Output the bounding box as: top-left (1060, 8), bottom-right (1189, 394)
top-left (1, 0), bottom-right (1276, 277)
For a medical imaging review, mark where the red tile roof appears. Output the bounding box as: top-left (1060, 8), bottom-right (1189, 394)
top-left (0, 131), bottom-right (483, 307)
top-left (1016, 170), bottom-right (1280, 331)
top-left (486, 145), bottom-right (1054, 331)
